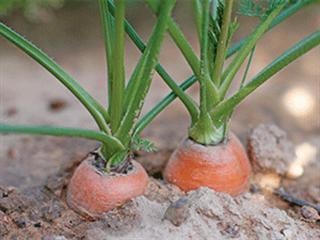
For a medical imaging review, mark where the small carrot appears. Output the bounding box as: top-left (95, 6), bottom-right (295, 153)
top-left (0, 0), bottom-right (177, 217)
top-left (67, 156), bottom-right (148, 219)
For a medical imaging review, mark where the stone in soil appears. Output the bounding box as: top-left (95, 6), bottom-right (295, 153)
top-left (163, 196), bottom-right (189, 226)
top-left (300, 206), bottom-right (320, 222)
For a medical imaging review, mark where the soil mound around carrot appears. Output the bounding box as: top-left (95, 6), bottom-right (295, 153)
top-left (95, 188), bottom-right (319, 240)
top-left (1, 125), bottom-right (319, 239)
top-left (1, 178), bottom-right (320, 239)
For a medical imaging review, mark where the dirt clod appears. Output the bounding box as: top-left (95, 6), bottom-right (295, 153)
top-left (48, 99), bottom-right (67, 112)
top-left (5, 107), bottom-right (18, 117)
top-left (248, 124), bottom-right (296, 176)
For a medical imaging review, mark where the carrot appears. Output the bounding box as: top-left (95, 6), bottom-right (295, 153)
top-left (67, 156), bottom-right (148, 219)
top-left (152, 1), bottom-right (319, 195)
top-left (164, 133), bottom-right (251, 196)
top-left (0, 0), bottom-right (177, 218)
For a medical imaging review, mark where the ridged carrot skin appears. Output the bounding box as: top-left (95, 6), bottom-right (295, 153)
top-left (67, 157), bottom-right (148, 219)
top-left (164, 133), bottom-right (251, 196)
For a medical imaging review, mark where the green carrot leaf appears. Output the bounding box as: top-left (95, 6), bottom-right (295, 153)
top-left (238, 0), bottom-right (288, 19)
top-left (98, 0), bottom-right (114, 108)
top-left (110, 0), bottom-right (126, 133)
top-left (146, 0), bottom-right (219, 106)
top-left (131, 136), bottom-right (157, 152)
top-left (0, 124), bottom-right (124, 152)
top-left (219, 1), bottom-right (286, 100)
top-left (116, 0), bottom-right (176, 146)
top-left (107, 0), bottom-right (199, 124)
top-left (211, 0), bottom-right (234, 86)
top-left (212, 30), bottom-right (320, 120)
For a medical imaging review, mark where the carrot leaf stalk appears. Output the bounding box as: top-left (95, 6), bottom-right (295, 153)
top-left (98, 0), bottom-right (114, 107)
top-left (0, 23), bottom-right (111, 133)
top-left (107, 0), bottom-right (199, 123)
top-left (211, 30), bottom-right (320, 121)
top-left (0, 124), bottom-right (124, 155)
top-left (115, 0), bottom-right (176, 149)
top-left (189, 0), bottom-right (218, 145)
top-left (219, 1), bottom-right (286, 100)
top-left (110, 0), bottom-right (126, 133)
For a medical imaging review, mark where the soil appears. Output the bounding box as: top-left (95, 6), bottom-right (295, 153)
top-left (1, 2), bottom-right (319, 239)
top-left (1, 123), bottom-right (319, 239)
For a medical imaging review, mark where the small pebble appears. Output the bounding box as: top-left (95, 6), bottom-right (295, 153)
top-left (300, 206), bottom-right (319, 222)
top-left (42, 236), bottom-right (67, 240)
top-left (220, 222), bottom-right (240, 238)
top-left (280, 227), bottom-right (293, 239)
top-left (13, 218), bottom-right (26, 229)
top-left (163, 196), bottom-right (189, 226)
top-left (34, 222), bottom-right (42, 228)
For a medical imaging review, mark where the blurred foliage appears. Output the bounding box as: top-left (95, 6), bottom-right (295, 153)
top-left (0, 0), bottom-right (66, 19)
top-left (0, 0), bottom-right (142, 19)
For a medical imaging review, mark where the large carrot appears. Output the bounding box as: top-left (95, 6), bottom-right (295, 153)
top-left (146, 0), bottom-right (319, 195)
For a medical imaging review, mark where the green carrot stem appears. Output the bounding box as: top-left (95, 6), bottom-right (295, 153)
top-left (212, 0), bottom-right (234, 86)
top-left (115, 0), bottom-right (176, 146)
top-left (192, 0), bottom-right (203, 43)
top-left (240, 45), bottom-right (255, 88)
top-left (107, 0), bottom-right (199, 123)
top-left (145, 0), bottom-right (221, 107)
top-left (0, 23), bottom-right (110, 133)
top-left (219, 2), bottom-right (286, 99)
top-left (0, 124), bottom-right (124, 155)
top-left (199, 0), bottom-right (211, 115)
top-left (110, 0), bottom-right (126, 133)
top-left (134, 75), bottom-right (196, 136)
top-left (98, 0), bottom-right (114, 110)
top-left (212, 30), bottom-right (320, 120)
